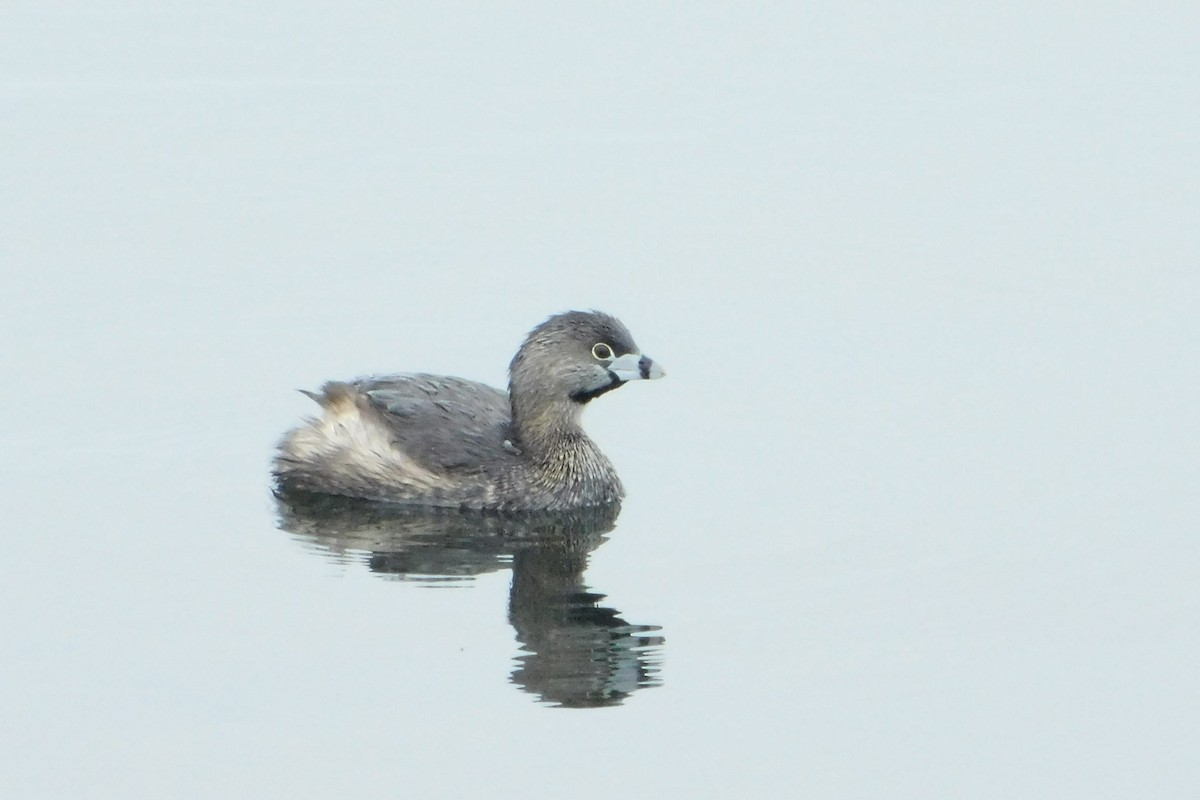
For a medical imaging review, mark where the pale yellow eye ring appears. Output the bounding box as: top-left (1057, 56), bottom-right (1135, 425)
top-left (591, 342), bottom-right (614, 361)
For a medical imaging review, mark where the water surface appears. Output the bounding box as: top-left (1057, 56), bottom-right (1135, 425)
top-left (3, 3), bottom-right (1198, 798)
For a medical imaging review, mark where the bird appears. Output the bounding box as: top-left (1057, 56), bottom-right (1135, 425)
top-left (273, 310), bottom-right (664, 511)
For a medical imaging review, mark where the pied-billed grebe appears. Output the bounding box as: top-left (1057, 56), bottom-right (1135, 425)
top-left (273, 310), bottom-right (664, 511)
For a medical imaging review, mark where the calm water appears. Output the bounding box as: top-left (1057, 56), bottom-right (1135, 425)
top-left (3, 4), bottom-right (1198, 798)
top-left (276, 493), bottom-right (665, 708)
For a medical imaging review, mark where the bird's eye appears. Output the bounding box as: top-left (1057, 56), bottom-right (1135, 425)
top-left (591, 342), bottom-right (614, 361)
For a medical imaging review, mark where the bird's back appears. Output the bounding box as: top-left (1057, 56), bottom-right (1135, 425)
top-left (353, 374), bottom-right (513, 472)
top-left (275, 374), bottom-right (518, 506)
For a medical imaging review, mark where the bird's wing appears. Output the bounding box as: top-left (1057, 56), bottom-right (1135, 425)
top-left (350, 374), bottom-right (514, 472)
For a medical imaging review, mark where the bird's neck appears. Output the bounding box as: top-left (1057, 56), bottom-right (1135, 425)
top-left (509, 398), bottom-right (623, 508)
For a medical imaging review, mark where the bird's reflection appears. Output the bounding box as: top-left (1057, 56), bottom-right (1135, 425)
top-left (275, 490), bottom-right (664, 708)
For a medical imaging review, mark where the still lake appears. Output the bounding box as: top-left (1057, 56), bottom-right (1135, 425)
top-left (3, 4), bottom-right (1198, 798)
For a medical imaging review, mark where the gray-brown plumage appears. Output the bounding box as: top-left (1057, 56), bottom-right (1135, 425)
top-left (273, 311), bottom-right (664, 511)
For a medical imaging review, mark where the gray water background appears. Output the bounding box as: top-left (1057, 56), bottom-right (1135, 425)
top-left (3, 3), bottom-right (1198, 798)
